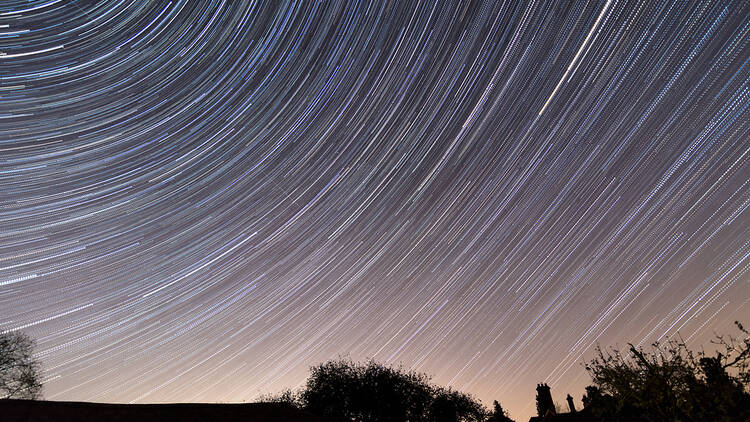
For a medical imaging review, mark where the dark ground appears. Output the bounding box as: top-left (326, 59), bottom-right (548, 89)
top-left (0, 399), bottom-right (325, 422)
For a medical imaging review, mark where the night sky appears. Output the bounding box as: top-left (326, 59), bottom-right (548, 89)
top-left (1, 1), bottom-right (749, 420)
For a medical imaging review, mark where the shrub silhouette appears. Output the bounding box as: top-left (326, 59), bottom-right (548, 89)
top-left (257, 388), bottom-right (301, 406)
top-left (583, 321), bottom-right (750, 421)
top-left (485, 400), bottom-right (514, 422)
top-left (0, 331), bottom-right (42, 399)
top-left (299, 358), bottom-right (487, 422)
top-left (428, 388), bottom-right (486, 422)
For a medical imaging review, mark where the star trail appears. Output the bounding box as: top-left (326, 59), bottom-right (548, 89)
top-left (1, 1), bottom-right (749, 419)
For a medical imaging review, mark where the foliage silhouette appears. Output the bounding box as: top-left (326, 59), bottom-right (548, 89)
top-left (256, 388), bottom-right (301, 407)
top-left (583, 321), bottom-right (750, 422)
top-left (428, 387), bottom-right (486, 422)
top-left (295, 358), bottom-right (487, 422)
top-left (0, 331), bottom-right (42, 399)
top-left (485, 400), bottom-right (514, 422)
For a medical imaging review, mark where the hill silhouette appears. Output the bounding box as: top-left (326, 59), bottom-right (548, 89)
top-left (0, 399), bottom-right (324, 422)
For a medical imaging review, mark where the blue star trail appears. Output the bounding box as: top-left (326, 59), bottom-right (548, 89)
top-left (1, 1), bottom-right (749, 419)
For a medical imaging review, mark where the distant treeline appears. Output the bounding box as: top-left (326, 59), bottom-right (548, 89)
top-left (261, 322), bottom-right (750, 422)
top-left (3, 323), bottom-right (749, 422)
top-left (258, 357), bottom-right (513, 422)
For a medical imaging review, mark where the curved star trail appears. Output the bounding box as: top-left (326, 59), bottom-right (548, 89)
top-left (1, 1), bottom-right (749, 419)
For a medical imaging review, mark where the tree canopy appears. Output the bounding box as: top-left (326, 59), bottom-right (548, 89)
top-left (262, 358), bottom-right (504, 422)
top-left (0, 331), bottom-right (43, 399)
top-left (583, 321), bottom-right (750, 422)
top-left (486, 400), bottom-right (514, 422)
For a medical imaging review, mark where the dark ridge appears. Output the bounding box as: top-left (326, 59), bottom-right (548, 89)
top-left (0, 399), bottom-right (325, 422)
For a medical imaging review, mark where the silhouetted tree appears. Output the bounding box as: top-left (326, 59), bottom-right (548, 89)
top-left (581, 385), bottom-right (608, 410)
top-left (299, 358), bottom-right (487, 422)
top-left (0, 331), bottom-right (42, 399)
top-left (583, 321), bottom-right (750, 421)
top-left (486, 400), bottom-right (514, 422)
top-left (428, 388), bottom-right (486, 422)
top-left (256, 388), bottom-right (302, 407)
top-left (301, 358), bottom-right (433, 422)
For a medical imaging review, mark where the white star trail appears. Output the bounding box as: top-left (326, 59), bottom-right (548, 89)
top-left (1, 1), bottom-right (749, 420)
